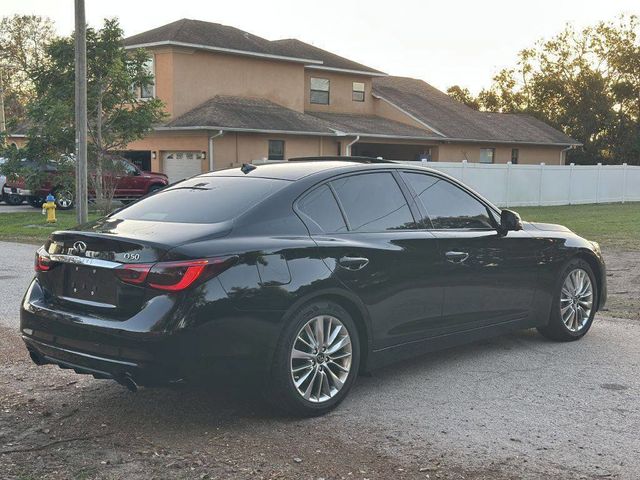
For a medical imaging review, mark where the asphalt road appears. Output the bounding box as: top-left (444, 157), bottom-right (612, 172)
top-left (0, 241), bottom-right (37, 328)
top-left (0, 203), bottom-right (33, 213)
top-left (1, 240), bottom-right (639, 479)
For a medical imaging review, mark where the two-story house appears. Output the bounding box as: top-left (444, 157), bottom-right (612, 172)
top-left (123, 19), bottom-right (579, 182)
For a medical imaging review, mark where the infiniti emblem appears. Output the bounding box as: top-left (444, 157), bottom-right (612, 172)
top-left (73, 241), bottom-right (87, 255)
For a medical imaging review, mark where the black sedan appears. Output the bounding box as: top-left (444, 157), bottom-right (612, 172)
top-left (21, 158), bottom-right (606, 416)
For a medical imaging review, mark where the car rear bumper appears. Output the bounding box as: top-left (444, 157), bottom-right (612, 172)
top-left (21, 280), bottom-right (187, 386)
top-left (22, 335), bottom-right (177, 388)
top-left (20, 278), bottom-right (281, 386)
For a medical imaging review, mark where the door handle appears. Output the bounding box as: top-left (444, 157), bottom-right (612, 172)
top-left (338, 256), bottom-right (369, 271)
top-left (445, 251), bottom-right (469, 264)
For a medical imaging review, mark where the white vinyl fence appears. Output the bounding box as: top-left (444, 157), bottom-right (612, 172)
top-left (253, 158), bottom-right (640, 208)
top-left (401, 161), bottom-right (640, 207)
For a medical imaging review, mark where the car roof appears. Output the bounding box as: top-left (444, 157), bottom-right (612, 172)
top-left (199, 159), bottom-right (437, 182)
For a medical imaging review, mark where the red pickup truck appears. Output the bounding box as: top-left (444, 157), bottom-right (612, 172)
top-left (3, 159), bottom-right (169, 209)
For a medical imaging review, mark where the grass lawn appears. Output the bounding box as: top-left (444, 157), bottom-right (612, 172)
top-left (515, 202), bottom-right (640, 251)
top-left (0, 210), bottom-right (102, 244)
top-left (0, 202), bottom-right (638, 250)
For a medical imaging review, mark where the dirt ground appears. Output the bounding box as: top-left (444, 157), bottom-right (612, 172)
top-left (1, 247), bottom-right (639, 480)
top-left (599, 249), bottom-right (640, 321)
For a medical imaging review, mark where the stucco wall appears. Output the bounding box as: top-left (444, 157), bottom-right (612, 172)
top-left (436, 143), bottom-right (565, 165)
top-left (6, 136), bottom-right (27, 149)
top-left (152, 48), bottom-right (306, 119)
top-left (213, 133), bottom-right (339, 169)
top-left (126, 132), bottom-right (209, 172)
top-left (304, 70), bottom-right (374, 115)
top-left (153, 48), bottom-right (175, 118)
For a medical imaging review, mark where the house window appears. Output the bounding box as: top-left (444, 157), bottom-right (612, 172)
top-left (479, 148), bottom-right (495, 164)
top-left (268, 140), bottom-right (285, 160)
top-left (140, 57), bottom-right (155, 99)
top-left (310, 77), bottom-right (330, 105)
top-left (352, 82), bottom-right (365, 102)
top-left (511, 148), bottom-right (519, 164)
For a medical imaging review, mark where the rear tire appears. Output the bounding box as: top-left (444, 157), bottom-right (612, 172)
top-left (266, 300), bottom-right (360, 417)
top-left (537, 259), bottom-right (597, 342)
top-left (5, 194), bottom-right (23, 205)
top-left (53, 189), bottom-right (74, 210)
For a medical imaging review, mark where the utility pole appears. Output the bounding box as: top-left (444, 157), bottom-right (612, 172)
top-left (74, 0), bottom-right (88, 223)
top-left (0, 69), bottom-right (6, 135)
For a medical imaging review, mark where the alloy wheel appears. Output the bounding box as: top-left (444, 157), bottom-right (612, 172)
top-left (56, 190), bottom-right (74, 209)
top-left (560, 268), bottom-right (593, 332)
top-left (290, 315), bottom-right (352, 403)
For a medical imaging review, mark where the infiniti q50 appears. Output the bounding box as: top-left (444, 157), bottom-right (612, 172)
top-left (21, 159), bottom-right (606, 416)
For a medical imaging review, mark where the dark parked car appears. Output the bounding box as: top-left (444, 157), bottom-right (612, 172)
top-left (21, 158), bottom-right (606, 416)
top-left (4, 158), bottom-right (168, 209)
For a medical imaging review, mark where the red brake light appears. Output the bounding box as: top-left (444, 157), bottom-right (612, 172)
top-left (147, 259), bottom-right (209, 291)
top-left (35, 252), bottom-right (51, 272)
top-left (114, 264), bottom-right (152, 285)
top-left (116, 257), bottom-right (236, 292)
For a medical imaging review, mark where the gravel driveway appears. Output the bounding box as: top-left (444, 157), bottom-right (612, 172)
top-left (1, 241), bottom-right (639, 479)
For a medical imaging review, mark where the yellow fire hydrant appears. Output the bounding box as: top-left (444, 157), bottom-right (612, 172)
top-left (42, 194), bottom-right (57, 223)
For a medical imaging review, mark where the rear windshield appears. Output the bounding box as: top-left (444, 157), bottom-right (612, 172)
top-left (112, 176), bottom-right (288, 224)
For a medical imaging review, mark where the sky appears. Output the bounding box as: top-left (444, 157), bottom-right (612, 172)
top-left (1, 0), bottom-right (638, 93)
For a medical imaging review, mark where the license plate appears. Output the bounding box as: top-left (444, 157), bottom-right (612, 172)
top-left (64, 265), bottom-right (116, 305)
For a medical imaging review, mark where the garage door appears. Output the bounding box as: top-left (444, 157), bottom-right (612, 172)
top-left (163, 151), bottom-right (203, 183)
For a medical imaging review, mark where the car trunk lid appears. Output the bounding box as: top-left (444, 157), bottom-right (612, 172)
top-left (37, 218), bottom-right (232, 317)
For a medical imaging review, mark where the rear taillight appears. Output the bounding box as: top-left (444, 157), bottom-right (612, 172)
top-left (35, 252), bottom-right (51, 272)
top-left (115, 256), bottom-right (236, 292)
top-left (114, 263), bottom-right (152, 285)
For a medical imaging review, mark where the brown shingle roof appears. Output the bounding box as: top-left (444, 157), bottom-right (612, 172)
top-left (373, 76), bottom-right (579, 145)
top-left (124, 19), bottom-right (280, 56)
top-left (163, 95), bottom-right (440, 139)
top-left (164, 96), bottom-right (334, 134)
top-left (271, 39), bottom-right (384, 75)
top-left (307, 112), bottom-right (436, 138)
top-left (124, 19), bottom-right (381, 73)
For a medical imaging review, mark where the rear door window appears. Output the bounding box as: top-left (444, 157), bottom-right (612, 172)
top-left (330, 172), bottom-right (415, 232)
top-left (297, 184), bottom-right (347, 233)
top-left (113, 176), bottom-right (288, 223)
top-left (402, 172), bottom-right (494, 229)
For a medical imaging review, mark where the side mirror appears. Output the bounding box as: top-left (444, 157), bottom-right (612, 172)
top-left (500, 209), bottom-right (522, 233)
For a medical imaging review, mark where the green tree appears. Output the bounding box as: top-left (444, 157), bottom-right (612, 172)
top-left (21, 18), bottom-right (166, 213)
top-left (0, 15), bottom-right (55, 131)
top-left (447, 15), bottom-right (640, 165)
top-left (446, 85), bottom-right (480, 110)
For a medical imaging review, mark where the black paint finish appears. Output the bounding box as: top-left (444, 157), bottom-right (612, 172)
top-left (20, 161), bottom-right (607, 385)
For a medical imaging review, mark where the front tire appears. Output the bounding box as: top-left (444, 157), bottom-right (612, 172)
top-left (29, 196), bottom-right (44, 208)
top-left (266, 300), bottom-right (360, 417)
top-left (537, 259), bottom-right (597, 342)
